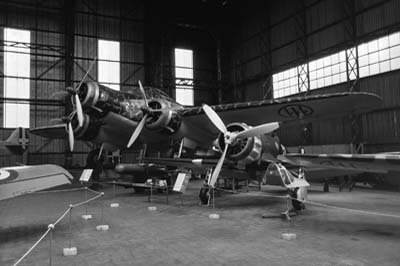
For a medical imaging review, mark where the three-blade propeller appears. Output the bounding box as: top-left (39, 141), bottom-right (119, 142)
top-left (51, 58), bottom-right (97, 151)
top-left (202, 104), bottom-right (279, 187)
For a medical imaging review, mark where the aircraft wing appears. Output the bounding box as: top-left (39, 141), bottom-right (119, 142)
top-left (279, 153), bottom-right (400, 173)
top-left (29, 124), bottom-right (67, 139)
top-left (179, 92), bottom-right (381, 147)
top-left (0, 164), bottom-right (73, 200)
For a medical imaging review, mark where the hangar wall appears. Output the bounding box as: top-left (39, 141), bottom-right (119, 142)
top-left (0, 0), bottom-right (218, 167)
top-left (221, 0), bottom-right (400, 152)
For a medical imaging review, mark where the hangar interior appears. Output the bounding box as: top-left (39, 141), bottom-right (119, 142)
top-left (0, 0), bottom-right (400, 171)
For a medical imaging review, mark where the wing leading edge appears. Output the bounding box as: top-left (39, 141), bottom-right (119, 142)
top-left (179, 91), bottom-right (382, 147)
top-left (279, 153), bottom-right (400, 173)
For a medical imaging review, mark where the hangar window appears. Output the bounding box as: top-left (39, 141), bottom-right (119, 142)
top-left (358, 32), bottom-right (400, 77)
top-left (3, 28), bottom-right (30, 128)
top-left (98, 40), bottom-right (120, 91)
top-left (272, 66), bottom-right (298, 98)
top-left (309, 51), bottom-right (347, 90)
top-left (175, 48), bottom-right (194, 106)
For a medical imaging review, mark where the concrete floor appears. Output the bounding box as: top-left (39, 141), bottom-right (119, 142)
top-left (1, 180), bottom-right (400, 266)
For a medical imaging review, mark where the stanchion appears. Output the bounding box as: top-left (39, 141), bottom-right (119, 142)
top-left (82, 187), bottom-right (93, 220)
top-left (96, 193), bottom-right (109, 231)
top-left (209, 187), bottom-right (220, 220)
top-left (63, 206), bottom-right (78, 256)
top-left (48, 224), bottom-right (54, 266)
top-left (110, 181), bottom-right (119, 208)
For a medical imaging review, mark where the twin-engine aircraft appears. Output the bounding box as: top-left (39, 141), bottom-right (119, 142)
top-left (30, 80), bottom-right (400, 210)
top-left (0, 128), bottom-right (72, 200)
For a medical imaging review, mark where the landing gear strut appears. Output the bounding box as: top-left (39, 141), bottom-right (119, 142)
top-left (281, 188), bottom-right (306, 221)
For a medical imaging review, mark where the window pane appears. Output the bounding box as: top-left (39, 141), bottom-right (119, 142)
top-left (175, 48), bottom-right (194, 105)
top-left (378, 36), bottom-right (389, 50)
top-left (391, 57), bottom-right (400, 70)
top-left (4, 28), bottom-right (30, 128)
top-left (389, 32), bottom-right (400, 46)
top-left (368, 40), bottom-right (378, 53)
top-left (176, 86), bottom-right (193, 106)
top-left (98, 40), bottom-right (120, 91)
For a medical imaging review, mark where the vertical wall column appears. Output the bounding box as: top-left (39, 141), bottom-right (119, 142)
top-left (344, 0), bottom-right (362, 151)
top-left (295, 0), bottom-right (310, 95)
top-left (259, 2), bottom-right (273, 100)
top-left (63, 0), bottom-right (75, 167)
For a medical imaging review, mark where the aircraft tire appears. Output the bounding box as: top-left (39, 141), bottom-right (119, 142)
top-left (199, 187), bottom-right (209, 205)
top-left (133, 186), bottom-right (145, 193)
top-left (291, 188), bottom-right (305, 211)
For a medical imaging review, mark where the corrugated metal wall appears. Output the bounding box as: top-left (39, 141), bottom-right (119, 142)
top-left (222, 0), bottom-right (400, 152)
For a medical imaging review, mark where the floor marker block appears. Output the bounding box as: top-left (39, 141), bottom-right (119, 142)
top-left (82, 214), bottom-right (92, 220)
top-left (281, 233), bottom-right (296, 240)
top-left (96, 225), bottom-right (109, 231)
top-left (63, 247), bottom-right (78, 256)
top-left (209, 213), bottom-right (220, 219)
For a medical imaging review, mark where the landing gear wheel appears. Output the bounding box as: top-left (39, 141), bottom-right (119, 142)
top-left (290, 188), bottom-right (305, 211)
top-left (199, 187), bottom-right (210, 205)
top-left (323, 181), bottom-right (329, 192)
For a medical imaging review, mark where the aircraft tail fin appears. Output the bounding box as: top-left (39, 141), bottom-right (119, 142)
top-left (0, 127), bottom-right (29, 151)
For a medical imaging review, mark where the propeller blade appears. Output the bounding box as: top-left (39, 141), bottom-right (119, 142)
top-left (50, 118), bottom-right (64, 124)
top-left (138, 80), bottom-right (148, 107)
top-left (235, 122), bottom-right (280, 140)
top-left (127, 114), bottom-right (148, 148)
top-left (51, 91), bottom-right (69, 99)
top-left (75, 94), bottom-right (84, 127)
top-left (67, 122), bottom-right (74, 152)
top-left (76, 57), bottom-right (96, 92)
top-left (208, 144), bottom-right (228, 188)
top-left (202, 104), bottom-right (227, 134)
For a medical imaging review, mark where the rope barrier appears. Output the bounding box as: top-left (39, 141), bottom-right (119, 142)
top-left (71, 192), bottom-right (103, 208)
top-left (12, 188), bottom-right (104, 266)
top-left (53, 207), bottom-right (72, 226)
top-left (32, 187), bottom-right (87, 194)
top-left (12, 228), bottom-right (52, 266)
top-left (243, 191), bottom-right (400, 219)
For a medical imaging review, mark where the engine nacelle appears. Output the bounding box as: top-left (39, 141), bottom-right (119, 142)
top-left (77, 81), bottom-right (125, 113)
top-left (71, 113), bottom-right (101, 141)
top-left (218, 123), bottom-right (262, 165)
top-left (145, 99), bottom-right (182, 134)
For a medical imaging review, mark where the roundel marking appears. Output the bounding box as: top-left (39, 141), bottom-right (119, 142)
top-left (0, 169), bottom-right (18, 183)
top-left (278, 104), bottom-right (314, 119)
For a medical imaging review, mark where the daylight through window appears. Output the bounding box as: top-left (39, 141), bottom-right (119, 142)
top-left (3, 28), bottom-right (30, 128)
top-left (272, 31), bottom-right (400, 98)
top-left (175, 48), bottom-right (194, 106)
top-left (98, 40), bottom-right (120, 91)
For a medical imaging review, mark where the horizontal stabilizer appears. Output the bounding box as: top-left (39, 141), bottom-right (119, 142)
top-left (285, 177), bottom-right (310, 188)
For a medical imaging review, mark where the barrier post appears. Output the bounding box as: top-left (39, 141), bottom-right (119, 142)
top-left (82, 187), bottom-right (93, 220)
top-left (63, 205), bottom-right (78, 256)
top-left (96, 192), bottom-right (109, 231)
top-left (68, 206), bottom-right (72, 248)
top-left (85, 187), bottom-right (88, 215)
top-left (110, 181), bottom-right (119, 208)
top-left (48, 224), bottom-right (54, 266)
